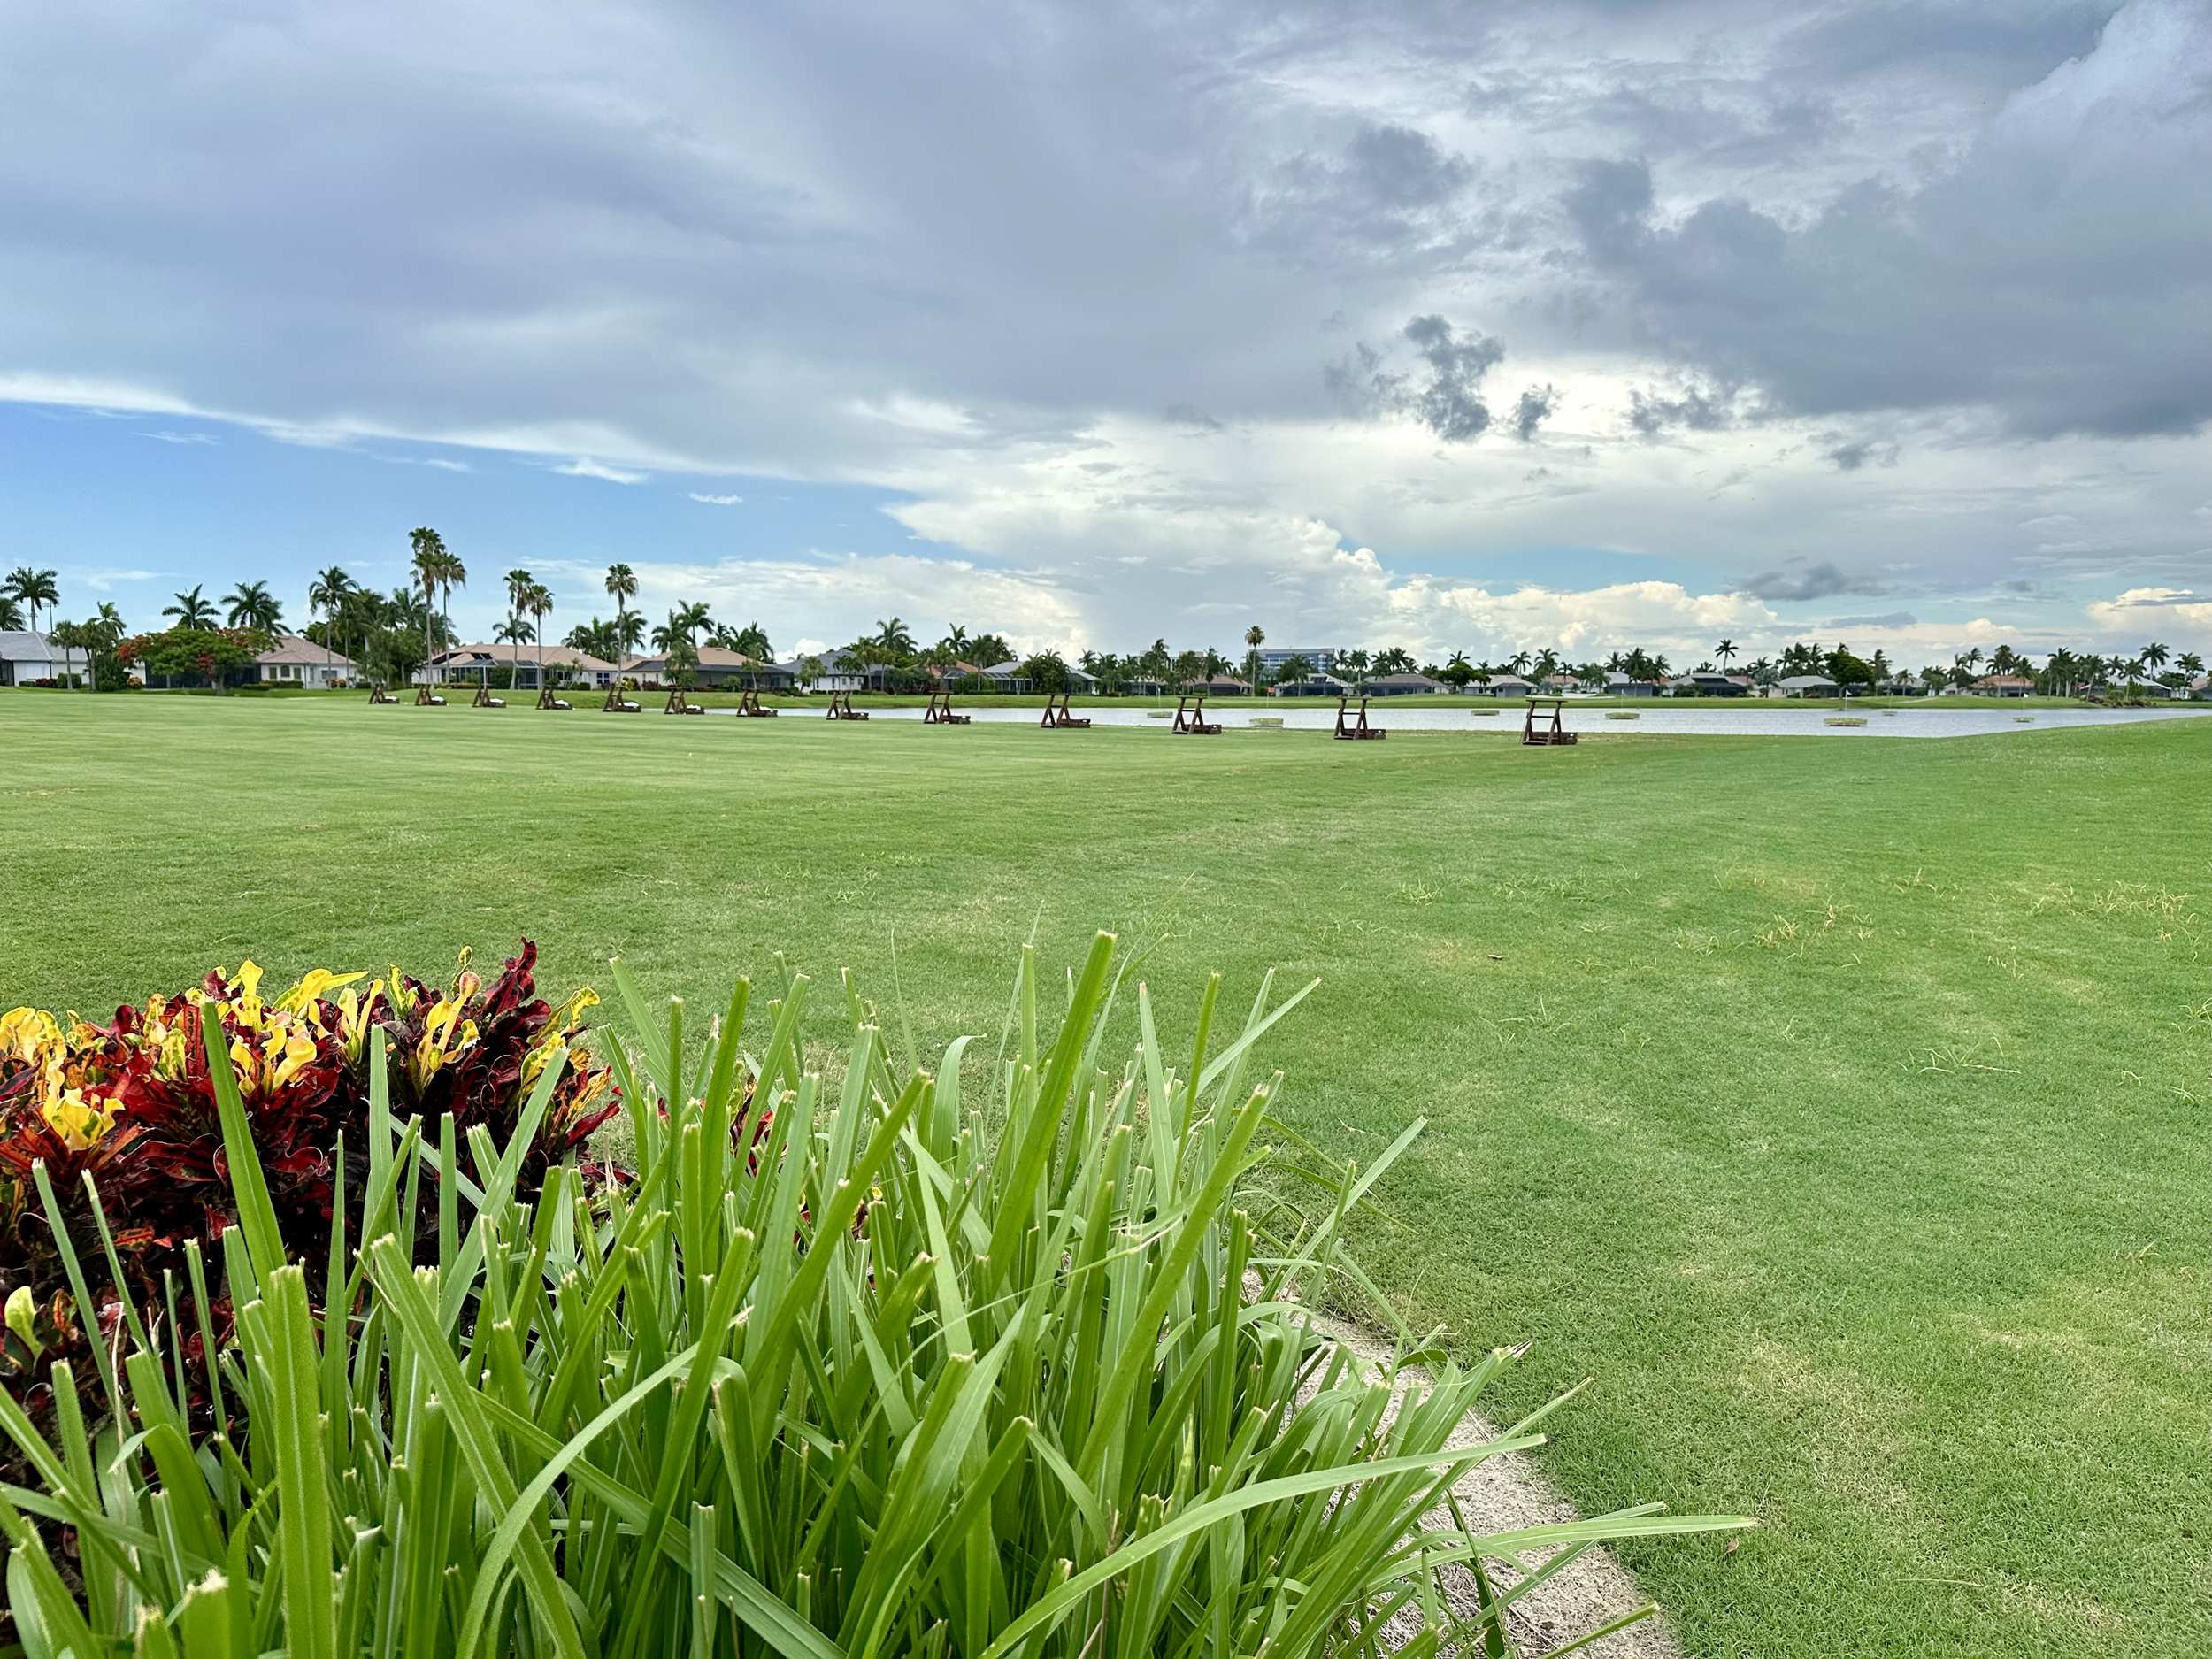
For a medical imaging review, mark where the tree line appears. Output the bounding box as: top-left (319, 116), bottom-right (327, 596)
top-left (6, 553), bottom-right (2202, 698)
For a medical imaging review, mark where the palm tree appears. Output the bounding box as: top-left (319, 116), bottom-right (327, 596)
top-left (0, 595), bottom-right (23, 631)
top-left (732, 620), bottom-right (772, 663)
top-left (164, 585), bottom-right (218, 629)
top-left (1508, 649), bottom-right (1532, 675)
top-left (605, 563), bottom-right (638, 676)
top-left (1714, 638), bottom-right (1738, 670)
top-left (5, 567), bottom-right (60, 634)
top-left (2142, 641), bottom-right (2170, 675)
top-left (224, 580), bottom-right (282, 632)
top-left (308, 565), bottom-right (354, 678)
top-left (673, 601), bottom-right (713, 655)
top-left (503, 569), bottom-right (535, 680)
top-left (1243, 624), bottom-right (1265, 692)
top-left (527, 581), bottom-right (554, 691)
top-left (436, 549), bottom-right (466, 660)
top-left (408, 527), bottom-right (447, 689)
top-left (2177, 650), bottom-right (2204, 687)
top-left (872, 616), bottom-right (916, 658)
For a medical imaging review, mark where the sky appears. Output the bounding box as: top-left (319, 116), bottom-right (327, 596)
top-left (4, 0), bottom-right (2208, 668)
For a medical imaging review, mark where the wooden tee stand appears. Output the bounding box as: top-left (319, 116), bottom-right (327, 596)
top-left (602, 686), bottom-right (641, 713)
top-left (1039, 691), bottom-right (1090, 728)
top-left (536, 686), bottom-right (572, 710)
top-left (664, 687), bottom-right (706, 715)
top-left (736, 687), bottom-right (778, 717)
top-left (367, 683), bottom-right (398, 704)
top-left (925, 688), bottom-right (972, 724)
top-left (1171, 695), bottom-right (1221, 735)
top-left (1521, 697), bottom-right (1578, 746)
top-left (826, 690), bottom-right (870, 720)
top-left (472, 685), bottom-right (505, 709)
top-left (414, 684), bottom-right (447, 706)
top-left (1333, 695), bottom-right (1385, 740)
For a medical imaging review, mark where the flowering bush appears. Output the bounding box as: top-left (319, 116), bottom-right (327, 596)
top-left (0, 941), bottom-right (615, 1423)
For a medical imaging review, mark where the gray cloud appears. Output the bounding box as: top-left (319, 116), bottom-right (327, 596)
top-left (1829, 611), bottom-right (1920, 628)
top-left (1561, 2), bottom-right (2212, 440)
top-left (1164, 403), bottom-right (1224, 432)
top-left (1742, 558), bottom-right (1893, 602)
top-left (1328, 315), bottom-right (1507, 442)
top-left (1628, 382), bottom-right (1740, 436)
top-left (1822, 434), bottom-right (1901, 470)
top-left (1512, 384), bottom-right (1560, 441)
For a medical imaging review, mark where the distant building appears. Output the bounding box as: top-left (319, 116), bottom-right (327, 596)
top-left (2191, 674), bottom-right (2211, 701)
top-left (1274, 671), bottom-right (1350, 696)
top-left (1670, 672), bottom-right (1752, 696)
top-left (1775, 674), bottom-right (1841, 697)
top-left (1363, 671), bottom-right (1447, 696)
top-left (1970, 674), bottom-right (2035, 698)
top-left (254, 634), bottom-right (357, 689)
top-left (1603, 672), bottom-right (1663, 697)
top-left (424, 643), bottom-right (618, 689)
top-left (620, 646), bottom-right (762, 688)
top-left (0, 630), bottom-right (92, 687)
top-left (1476, 672), bottom-right (1536, 696)
top-left (1253, 646), bottom-right (1341, 678)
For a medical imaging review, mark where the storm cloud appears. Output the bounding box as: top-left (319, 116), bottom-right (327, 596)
top-left (0, 0), bottom-right (2207, 654)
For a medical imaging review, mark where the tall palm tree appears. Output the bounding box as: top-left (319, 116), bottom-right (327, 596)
top-left (308, 565), bottom-right (354, 678)
top-left (1714, 638), bottom-right (1738, 670)
top-left (503, 568), bottom-right (536, 680)
top-left (0, 595), bottom-right (23, 630)
top-left (5, 567), bottom-right (60, 634)
top-left (164, 585), bottom-right (218, 629)
top-left (872, 616), bottom-right (915, 658)
top-left (408, 527), bottom-right (447, 688)
top-left (2141, 641), bottom-right (2170, 674)
top-left (436, 549), bottom-right (466, 661)
top-left (224, 580), bottom-right (282, 631)
top-left (527, 581), bottom-right (554, 691)
top-left (1243, 623), bottom-right (1265, 691)
top-left (605, 563), bottom-right (638, 676)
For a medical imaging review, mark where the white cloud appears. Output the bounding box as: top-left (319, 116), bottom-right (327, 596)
top-left (420, 457), bottom-right (472, 472)
top-left (139, 429), bottom-right (218, 445)
top-left (688, 492), bottom-right (743, 505)
top-left (552, 457), bottom-right (648, 485)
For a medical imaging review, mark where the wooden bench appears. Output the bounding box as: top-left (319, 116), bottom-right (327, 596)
top-left (826, 690), bottom-right (870, 720)
top-left (924, 688), bottom-right (972, 725)
top-left (414, 684), bottom-right (447, 707)
top-left (1171, 695), bottom-right (1221, 735)
top-left (602, 686), bottom-right (641, 713)
top-left (367, 683), bottom-right (399, 704)
top-left (1333, 695), bottom-right (1385, 740)
top-left (1521, 696), bottom-right (1578, 746)
top-left (736, 687), bottom-right (778, 718)
top-left (1040, 690), bottom-right (1090, 728)
top-left (536, 687), bottom-right (572, 710)
top-left (664, 687), bottom-right (706, 716)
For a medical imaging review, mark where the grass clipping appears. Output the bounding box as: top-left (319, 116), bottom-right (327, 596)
top-left (0, 935), bottom-right (1747, 1657)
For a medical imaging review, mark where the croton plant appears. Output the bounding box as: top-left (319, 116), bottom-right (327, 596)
top-left (0, 941), bottom-right (617, 1426)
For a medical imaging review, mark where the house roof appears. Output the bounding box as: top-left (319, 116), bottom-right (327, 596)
top-left (256, 633), bottom-right (356, 668)
top-left (1483, 673), bottom-right (1535, 687)
top-left (0, 630), bottom-right (67, 664)
top-left (1778, 674), bottom-right (1839, 688)
top-left (1365, 671), bottom-right (1444, 688)
top-left (622, 645), bottom-right (760, 672)
top-left (1198, 674), bottom-right (1253, 689)
top-left (1972, 674), bottom-right (2035, 688)
top-left (1541, 673), bottom-right (1578, 687)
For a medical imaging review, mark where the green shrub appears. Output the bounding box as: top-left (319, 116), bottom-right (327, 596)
top-left (0, 935), bottom-right (1745, 1655)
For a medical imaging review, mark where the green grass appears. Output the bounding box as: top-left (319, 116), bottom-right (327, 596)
top-left (3, 694), bottom-right (2207, 1659)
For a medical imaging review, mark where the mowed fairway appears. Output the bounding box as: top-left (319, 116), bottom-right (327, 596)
top-left (4, 693), bottom-right (2208, 1658)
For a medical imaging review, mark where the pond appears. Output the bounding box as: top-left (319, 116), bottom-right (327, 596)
top-left (716, 703), bottom-right (2212, 738)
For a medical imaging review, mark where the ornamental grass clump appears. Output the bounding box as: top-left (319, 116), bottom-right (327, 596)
top-left (0, 933), bottom-right (1745, 1656)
